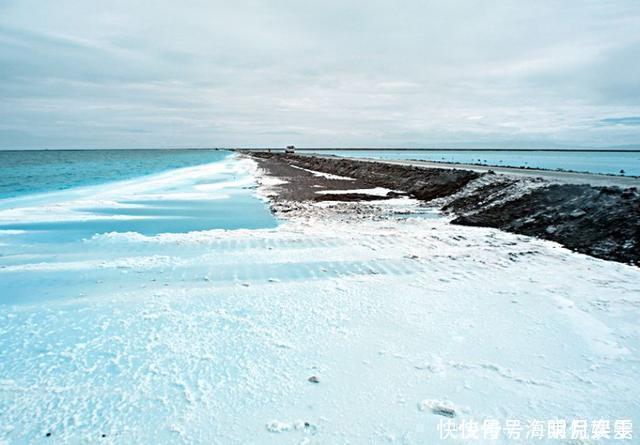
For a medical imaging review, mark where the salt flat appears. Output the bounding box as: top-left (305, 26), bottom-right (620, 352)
top-left (0, 156), bottom-right (638, 444)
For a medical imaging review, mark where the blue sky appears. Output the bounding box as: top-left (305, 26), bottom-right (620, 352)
top-left (1, 0), bottom-right (639, 149)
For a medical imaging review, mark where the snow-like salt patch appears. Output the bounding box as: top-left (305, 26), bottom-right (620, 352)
top-left (265, 420), bottom-right (310, 433)
top-left (316, 187), bottom-right (396, 197)
top-left (290, 165), bottom-right (355, 181)
top-left (259, 177), bottom-right (288, 187)
top-left (254, 169), bottom-right (289, 200)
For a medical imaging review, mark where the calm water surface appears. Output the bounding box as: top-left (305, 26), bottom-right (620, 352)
top-left (0, 149), bottom-right (236, 199)
top-left (308, 150), bottom-right (640, 176)
top-left (0, 149), bottom-right (276, 240)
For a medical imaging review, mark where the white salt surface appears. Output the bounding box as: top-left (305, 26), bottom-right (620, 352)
top-left (0, 158), bottom-right (638, 444)
top-left (315, 187), bottom-right (396, 197)
top-left (289, 165), bottom-right (356, 181)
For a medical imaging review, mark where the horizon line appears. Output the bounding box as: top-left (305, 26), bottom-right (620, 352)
top-left (1, 147), bottom-right (640, 153)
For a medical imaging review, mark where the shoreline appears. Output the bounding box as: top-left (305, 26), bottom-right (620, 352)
top-left (245, 152), bottom-right (639, 265)
top-left (293, 153), bottom-right (640, 186)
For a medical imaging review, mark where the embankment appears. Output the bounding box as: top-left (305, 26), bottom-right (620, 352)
top-left (248, 152), bottom-right (639, 265)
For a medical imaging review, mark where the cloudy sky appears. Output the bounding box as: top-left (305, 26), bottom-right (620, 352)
top-left (1, 0), bottom-right (639, 149)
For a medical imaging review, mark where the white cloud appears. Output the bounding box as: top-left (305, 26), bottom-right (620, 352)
top-left (0, 0), bottom-right (639, 149)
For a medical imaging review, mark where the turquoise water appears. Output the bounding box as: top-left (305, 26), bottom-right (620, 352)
top-left (0, 150), bottom-right (276, 243)
top-left (307, 150), bottom-right (640, 176)
top-left (0, 149), bottom-right (235, 199)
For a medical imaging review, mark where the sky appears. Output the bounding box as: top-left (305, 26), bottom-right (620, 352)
top-left (1, 0), bottom-right (639, 149)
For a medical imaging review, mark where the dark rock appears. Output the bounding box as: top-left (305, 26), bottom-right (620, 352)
top-left (308, 376), bottom-right (320, 383)
top-left (430, 406), bottom-right (457, 418)
top-left (453, 184), bottom-right (639, 265)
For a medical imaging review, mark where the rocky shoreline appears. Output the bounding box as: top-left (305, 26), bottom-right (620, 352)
top-left (247, 152), bottom-right (639, 265)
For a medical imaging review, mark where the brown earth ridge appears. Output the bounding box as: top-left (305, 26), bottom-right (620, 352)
top-left (246, 152), bottom-right (639, 266)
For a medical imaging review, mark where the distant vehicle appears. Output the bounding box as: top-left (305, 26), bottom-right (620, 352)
top-left (285, 145), bottom-right (295, 154)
